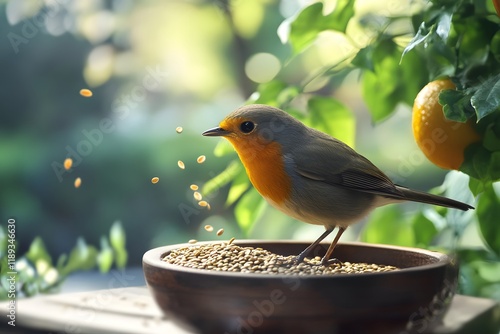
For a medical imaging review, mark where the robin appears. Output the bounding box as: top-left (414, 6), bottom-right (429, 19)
top-left (202, 104), bottom-right (474, 265)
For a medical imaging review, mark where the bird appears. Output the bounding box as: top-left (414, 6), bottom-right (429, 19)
top-left (202, 104), bottom-right (474, 265)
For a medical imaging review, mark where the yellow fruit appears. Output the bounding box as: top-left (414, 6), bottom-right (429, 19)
top-left (412, 79), bottom-right (481, 170)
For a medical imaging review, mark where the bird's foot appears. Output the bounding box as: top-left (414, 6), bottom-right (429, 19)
top-left (321, 257), bottom-right (343, 266)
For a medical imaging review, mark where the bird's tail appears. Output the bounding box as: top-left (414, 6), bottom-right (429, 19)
top-left (395, 186), bottom-right (474, 211)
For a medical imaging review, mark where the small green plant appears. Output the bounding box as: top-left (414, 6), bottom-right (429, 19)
top-left (0, 221), bottom-right (127, 300)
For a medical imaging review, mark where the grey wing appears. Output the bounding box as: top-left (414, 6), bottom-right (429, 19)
top-left (293, 135), bottom-right (407, 200)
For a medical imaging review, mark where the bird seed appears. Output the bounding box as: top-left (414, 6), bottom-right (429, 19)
top-left (193, 192), bottom-right (202, 201)
top-left (216, 228), bottom-right (224, 236)
top-left (190, 184), bottom-right (199, 191)
top-left (197, 155), bottom-right (206, 164)
top-left (178, 160), bottom-right (185, 169)
top-left (151, 177), bottom-right (159, 184)
top-left (64, 158), bottom-right (73, 170)
top-left (74, 177), bottom-right (82, 188)
top-left (79, 89), bottom-right (93, 97)
top-left (204, 225), bottom-right (214, 232)
top-left (176, 126), bottom-right (183, 134)
top-left (163, 243), bottom-right (399, 275)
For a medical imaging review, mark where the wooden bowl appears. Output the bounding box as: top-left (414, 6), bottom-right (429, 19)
top-left (143, 241), bottom-right (457, 334)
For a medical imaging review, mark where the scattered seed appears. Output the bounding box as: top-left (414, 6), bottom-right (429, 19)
top-left (207, 203), bottom-right (211, 210)
top-left (178, 160), bottom-right (185, 169)
top-left (163, 243), bottom-right (399, 275)
top-left (79, 88), bottom-right (93, 97)
top-left (188, 239), bottom-right (197, 244)
top-left (216, 228), bottom-right (224, 236)
top-left (176, 126), bottom-right (183, 134)
top-left (74, 177), bottom-right (82, 188)
top-left (204, 225), bottom-right (214, 232)
top-left (197, 155), bottom-right (206, 164)
top-left (64, 158), bottom-right (73, 170)
top-left (193, 192), bottom-right (202, 201)
top-left (151, 177), bottom-right (159, 184)
top-left (198, 200), bottom-right (208, 207)
top-left (190, 184), bottom-right (199, 191)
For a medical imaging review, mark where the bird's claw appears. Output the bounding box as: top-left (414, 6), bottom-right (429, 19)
top-left (321, 257), bottom-right (343, 266)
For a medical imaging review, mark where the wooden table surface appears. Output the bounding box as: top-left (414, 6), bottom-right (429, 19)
top-left (1, 286), bottom-right (499, 333)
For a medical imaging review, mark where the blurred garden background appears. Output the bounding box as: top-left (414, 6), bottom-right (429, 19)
top-left (1, 0), bottom-right (499, 299)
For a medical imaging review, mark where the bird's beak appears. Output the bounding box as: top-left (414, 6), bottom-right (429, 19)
top-left (202, 127), bottom-right (230, 137)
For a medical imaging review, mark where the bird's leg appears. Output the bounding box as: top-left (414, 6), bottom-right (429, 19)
top-left (296, 227), bottom-right (334, 263)
top-left (321, 227), bottom-right (346, 266)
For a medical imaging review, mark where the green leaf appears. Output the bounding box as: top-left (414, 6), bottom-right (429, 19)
top-left (471, 74), bottom-right (500, 121)
top-left (491, 31), bottom-right (500, 63)
top-left (439, 89), bottom-right (474, 122)
top-left (202, 160), bottom-right (242, 196)
top-left (213, 140), bottom-right (235, 157)
top-left (226, 168), bottom-right (251, 206)
top-left (362, 39), bottom-right (427, 122)
top-left (60, 238), bottom-right (98, 277)
top-left (305, 96), bottom-right (355, 147)
top-left (248, 80), bottom-right (288, 106)
top-left (26, 237), bottom-right (52, 266)
top-left (97, 237), bottom-right (113, 273)
top-left (351, 45), bottom-right (375, 71)
top-left (109, 221), bottom-right (128, 269)
top-left (411, 212), bottom-right (438, 247)
top-left (476, 182), bottom-right (500, 257)
top-left (110, 221), bottom-right (126, 251)
top-left (234, 188), bottom-right (267, 235)
top-left (360, 206), bottom-right (415, 247)
top-left (289, 1), bottom-right (355, 54)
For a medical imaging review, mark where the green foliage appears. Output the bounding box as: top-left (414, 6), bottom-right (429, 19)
top-left (289, 0), bottom-right (355, 54)
top-left (476, 183), bottom-right (500, 257)
top-left (0, 222), bottom-right (128, 300)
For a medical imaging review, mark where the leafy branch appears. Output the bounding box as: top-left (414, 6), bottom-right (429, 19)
top-left (0, 221), bottom-right (127, 300)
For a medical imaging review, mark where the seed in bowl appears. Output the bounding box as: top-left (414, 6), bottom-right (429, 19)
top-left (64, 158), bottom-right (73, 170)
top-left (74, 177), bottom-right (82, 188)
top-left (79, 89), bottom-right (93, 97)
top-left (151, 177), bottom-right (159, 184)
top-left (188, 239), bottom-right (197, 244)
top-left (178, 160), bottom-right (185, 169)
top-left (163, 243), bottom-right (399, 275)
top-left (176, 126), bottom-right (183, 134)
top-left (204, 225), bottom-right (213, 232)
top-left (197, 155), bottom-right (206, 164)
top-left (216, 228), bottom-right (224, 236)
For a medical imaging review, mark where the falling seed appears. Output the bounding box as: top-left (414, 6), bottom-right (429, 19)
top-left (198, 200), bottom-right (208, 207)
top-left (197, 155), bottom-right (206, 164)
top-left (176, 126), bottom-right (183, 134)
top-left (79, 88), bottom-right (93, 97)
top-left (178, 160), bottom-right (185, 169)
top-left (64, 158), bottom-right (73, 170)
top-left (228, 237), bottom-right (235, 245)
top-left (151, 177), bottom-right (159, 184)
top-left (193, 192), bottom-right (202, 201)
top-left (204, 225), bottom-right (213, 232)
top-left (216, 228), bottom-right (224, 236)
top-left (190, 184), bottom-right (199, 191)
top-left (74, 177), bottom-right (82, 188)
top-left (207, 203), bottom-right (211, 210)
top-left (188, 239), bottom-right (197, 244)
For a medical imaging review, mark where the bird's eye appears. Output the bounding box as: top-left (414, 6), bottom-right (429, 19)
top-left (240, 121), bottom-right (255, 133)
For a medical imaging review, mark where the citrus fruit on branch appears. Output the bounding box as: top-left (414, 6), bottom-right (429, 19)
top-left (412, 79), bottom-right (481, 170)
